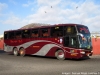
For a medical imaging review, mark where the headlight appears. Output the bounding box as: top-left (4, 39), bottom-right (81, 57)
top-left (80, 51), bottom-right (85, 54)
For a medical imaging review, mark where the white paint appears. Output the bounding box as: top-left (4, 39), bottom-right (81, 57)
top-left (33, 44), bottom-right (60, 56)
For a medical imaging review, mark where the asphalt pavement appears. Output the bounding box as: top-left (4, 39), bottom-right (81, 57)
top-left (0, 50), bottom-right (100, 75)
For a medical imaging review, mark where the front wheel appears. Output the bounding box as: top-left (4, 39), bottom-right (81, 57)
top-left (19, 48), bottom-right (25, 57)
top-left (55, 50), bottom-right (65, 60)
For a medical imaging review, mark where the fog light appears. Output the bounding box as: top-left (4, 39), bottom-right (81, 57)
top-left (70, 50), bottom-right (77, 53)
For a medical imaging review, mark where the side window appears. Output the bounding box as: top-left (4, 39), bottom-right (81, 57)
top-left (64, 26), bottom-right (76, 35)
top-left (22, 30), bottom-right (30, 38)
top-left (31, 29), bottom-right (39, 37)
top-left (41, 28), bottom-right (49, 37)
top-left (51, 26), bottom-right (63, 37)
top-left (8, 31), bottom-right (15, 39)
top-left (63, 36), bottom-right (69, 47)
top-left (15, 31), bottom-right (22, 39)
top-left (4, 32), bottom-right (8, 39)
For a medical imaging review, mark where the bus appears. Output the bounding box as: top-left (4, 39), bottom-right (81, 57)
top-left (4, 23), bottom-right (93, 60)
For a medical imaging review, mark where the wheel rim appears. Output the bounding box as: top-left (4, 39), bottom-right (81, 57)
top-left (13, 48), bottom-right (18, 56)
top-left (20, 50), bottom-right (24, 55)
top-left (20, 48), bottom-right (25, 56)
top-left (55, 50), bottom-right (65, 60)
top-left (58, 52), bottom-right (64, 58)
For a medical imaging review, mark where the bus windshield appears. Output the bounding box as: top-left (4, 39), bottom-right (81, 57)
top-left (77, 25), bottom-right (92, 50)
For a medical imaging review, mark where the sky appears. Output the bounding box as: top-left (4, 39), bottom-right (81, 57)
top-left (0, 0), bottom-right (100, 35)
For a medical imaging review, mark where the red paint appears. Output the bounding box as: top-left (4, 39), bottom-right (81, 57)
top-left (92, 38), bottom-right (100, 55)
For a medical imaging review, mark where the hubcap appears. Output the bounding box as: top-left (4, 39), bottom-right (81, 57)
top-left (14, 49), bottom-right (18, 55)
top-left (20, 50), bottom-right (24, 55)
top-left (58, 52), bottom-right (64, 58)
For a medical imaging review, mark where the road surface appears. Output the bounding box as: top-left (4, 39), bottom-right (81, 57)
top-left (0, 50), bottom-right (100, 75)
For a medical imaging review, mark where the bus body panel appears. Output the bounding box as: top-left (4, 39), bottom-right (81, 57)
top-left (4, 37), bottom-right (92, 59)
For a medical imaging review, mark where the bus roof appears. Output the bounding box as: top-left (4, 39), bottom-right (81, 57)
top-left (4, 23), bottom-right (87, 32)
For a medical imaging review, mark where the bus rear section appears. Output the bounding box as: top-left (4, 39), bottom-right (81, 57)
top-left (4, 24), bottom-right (93, 60)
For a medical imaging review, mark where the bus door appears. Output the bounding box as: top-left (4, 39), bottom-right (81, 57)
top-left (63, 35), bottom-right (79, 57)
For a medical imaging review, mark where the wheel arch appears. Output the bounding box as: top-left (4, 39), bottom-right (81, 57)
top-left (19, 47), bottom-right (24, 51)
top-left (55, 48), bottom-right (65, 54)
top-left (13, 47), bottom-right (18, 51)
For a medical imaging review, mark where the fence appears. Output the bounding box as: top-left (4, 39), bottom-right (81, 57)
top-left (0, 39), bottom-right (4, 50)
top-left (92, 38), bottom-right (100, 55)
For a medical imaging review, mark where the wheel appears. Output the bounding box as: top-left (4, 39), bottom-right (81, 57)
top-left (19, 48), bottom-right (25, 57)
top-left (55, 50), bottom-right (65, 60)
top-left (13, 48), bottom-right (18, 56)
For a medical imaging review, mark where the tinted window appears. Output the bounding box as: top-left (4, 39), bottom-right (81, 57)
top-left (63, 36), bottom-right (69, 46)
top-left (64, 26), bottom-right (76, 35)
top-left (51, 26), bottom-right (63, 37)
top-left (15, 31), bottom-right (22, 39)
top-left (4, 32), bottom-right (8, 39)
top-left (41, 28), bottom-right (49, 37)
top-left (64, 36), bottom-right (78, 48)
top-left (8, 31), bottom-right (15, 39)
top-left (31, 29), bottom-right (39, 37)
top-left (22, 30), bottom-right (30, 38)
top-left (70, 37), bottom-right (77, 48)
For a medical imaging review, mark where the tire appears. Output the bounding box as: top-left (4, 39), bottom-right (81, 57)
top-left (55, 50), bottom-right (65, 60)
top-left (19, 48), bottom-right (25, 57)
top-left (13, 48), bottom-right (19, 56)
